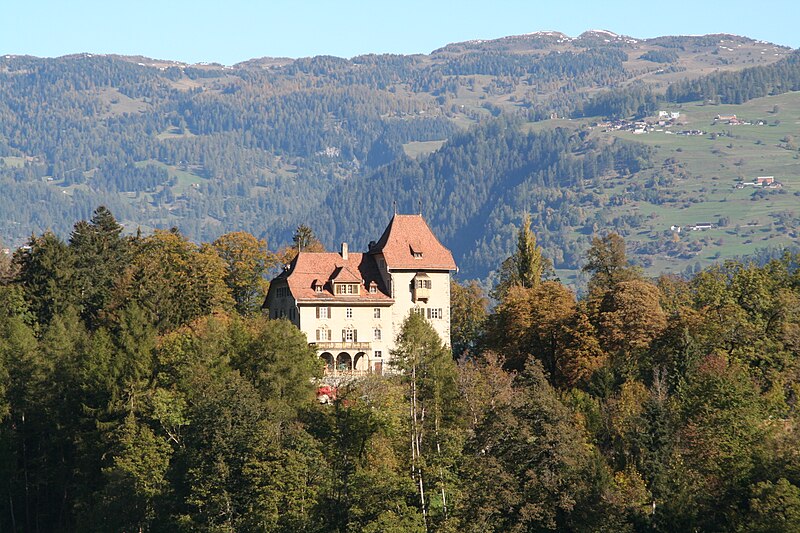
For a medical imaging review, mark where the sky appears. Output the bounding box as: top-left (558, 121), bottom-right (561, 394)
top-left (2, 0), bottom-right (798, 65)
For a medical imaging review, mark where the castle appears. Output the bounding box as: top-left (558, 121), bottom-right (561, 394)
top-left (263, 214), bottom-right (456, 375)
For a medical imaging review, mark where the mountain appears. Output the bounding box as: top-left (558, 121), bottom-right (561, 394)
top-left (0, 31), bottom-right (797, 283)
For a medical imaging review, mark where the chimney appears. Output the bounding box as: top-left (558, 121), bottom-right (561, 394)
top-left (341, 242), bottom-right (348, 261)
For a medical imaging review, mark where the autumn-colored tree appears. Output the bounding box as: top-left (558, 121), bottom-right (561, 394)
top-left (558, 311), bottom-right (606, 388)
top-left (212, 231), bottom-right (275, 315)
top-left (485, 281), bottom-right (576, 380)
top-left (597, 279), bottom-right (667, 378)
top-left (583, 232), bottom-right (639, 301)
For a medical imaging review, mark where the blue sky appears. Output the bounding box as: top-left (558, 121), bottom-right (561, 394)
top-left (2, 0), bottom-right (798, 64)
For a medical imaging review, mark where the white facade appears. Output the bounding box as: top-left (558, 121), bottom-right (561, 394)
top-left (264, 214), bottom-right (456, 376)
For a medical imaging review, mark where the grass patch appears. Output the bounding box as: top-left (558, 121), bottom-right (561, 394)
top-left (403, 140), bottom-right (447, 158)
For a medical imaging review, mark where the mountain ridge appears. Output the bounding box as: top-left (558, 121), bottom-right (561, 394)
top-left (0, 31), bottom-right (797, 284)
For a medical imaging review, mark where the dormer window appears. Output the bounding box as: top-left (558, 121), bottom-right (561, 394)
top-left (410, 240), bottom-right (423, 259)
top-left (313, 279), bottom-right (324, 293)
top-left (368, 281), bottom-right (378, 294)
top-left (335, 283), bottom-right (360, 295)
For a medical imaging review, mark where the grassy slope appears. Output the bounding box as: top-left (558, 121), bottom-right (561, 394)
top-left (598, 91), bottom-right (800, 274)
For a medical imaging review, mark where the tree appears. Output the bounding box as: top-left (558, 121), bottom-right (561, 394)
top-left (667, 353), bottom-right (767, 530)
top-left (461, 361), bottom-right (599, 531)
top-left (178, 368), bottom-right (283, 531)
top-left (392, 313), bottom-right (462, 530)
top-left (744, 478), bottom-right (800, 533)
top-left (277, 224), bottom-right (326, 265)
top-left (558, 311), bottom-right (606, 388)
top-left (597, 280), bottom-right (667, 377)
top-left (212, 231), bottom-right (275, 315)
top-left (14, 231), bottom-right (78, 325)
top-left (230, 316), bottom-right (320, 418)
top-left (94, 413), bottom-right (172, 532)
top-left (0, 243), bottom-right (13, 284)
top-left (69, 206), bottom-right (130, 328)
top-left (108, 230), bottom-right (233, 332)
top-left (449, 280), bottom-right (488, 359)
top-left (492, 213), bottom-right (551, 299)
top-left (582, 233), bottom-right (639, 299)
top-left (485, 281), bottom-right (577, 379)
top-left (457, 351), bottom-right (514, 430)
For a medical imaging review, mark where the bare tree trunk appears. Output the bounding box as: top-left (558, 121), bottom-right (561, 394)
top-left (410, 361), bottom-right (428, 531)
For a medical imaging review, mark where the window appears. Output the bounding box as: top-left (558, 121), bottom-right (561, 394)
top-left (374, 350), bottom-right (382, 358)
top-left (416, 279), bottom-right (432, 289)
top-left (335, 283), bottom-right (359, 295)
top-left (413, 252), bottom-right (423, 259)
top-left (342, 328), bottom-right (356, 342)
top-left (412, 307), bottom-right (424, 317)
top-left (346, 307), bottom-right (353, 319)
top-left (317, 306), bottom-right (330, 319)
top-left (427, 308), bottom-right (443, 319)
top-left (369, 284), bottom-right (377, 294)
top-left (373, 308), bottom-right (381, 319)
top-left (315, 285), bottom-right (323, 293)
top-left (373, 328), bottom-right (381, 341)
top-left (316, 328), bottom-right (331, 341)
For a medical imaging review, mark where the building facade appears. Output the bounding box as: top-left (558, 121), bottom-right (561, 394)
top-left (263, 214), bottom-right (456, 375)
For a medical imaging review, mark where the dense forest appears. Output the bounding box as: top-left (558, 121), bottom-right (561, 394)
top-left (1, 207), bottom-right (799, 531)
top-left (0, 32), bottom-right (795, 282)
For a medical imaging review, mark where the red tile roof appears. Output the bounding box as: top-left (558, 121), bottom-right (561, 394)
top-left (370, 214), bottom-right (457, 271)
top-left (330, 265), bottom-right (362, 283)
top-left (275, 252), bottom-right (392, 303)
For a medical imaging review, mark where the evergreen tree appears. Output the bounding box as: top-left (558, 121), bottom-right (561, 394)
top-left (492, 213), bottom-right (550, 300)
top-left (69, 206), bottom-right (129, 328)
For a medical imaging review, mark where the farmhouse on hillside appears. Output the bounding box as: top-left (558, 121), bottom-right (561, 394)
top-left (263, 214), bottom-right (456, 376)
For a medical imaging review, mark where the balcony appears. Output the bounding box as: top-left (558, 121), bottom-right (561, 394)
top-left (310, 341), bottom-right (372, 352)
top-left (412, 273), bottom-right (431, 302)
top-left (322, 367), bottom-right (373, 378)
top-left (413, 286), bottom-right (430, 302)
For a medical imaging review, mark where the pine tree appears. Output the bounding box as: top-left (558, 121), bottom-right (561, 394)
top-left (492, 213), bottom-right (550, 300)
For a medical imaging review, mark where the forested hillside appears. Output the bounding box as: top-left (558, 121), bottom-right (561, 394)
top-left (0, 32), bottom-right (798, 281)
top-left (1, 209), bottom-right (800, 531)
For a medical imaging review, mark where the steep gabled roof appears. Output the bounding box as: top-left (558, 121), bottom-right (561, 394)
top-left (273, 252), bottom-right (392, 302)
top-left (370, 214), bottom-right (457, 271)
top-left (330, 265), bottom-right (362, 283)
